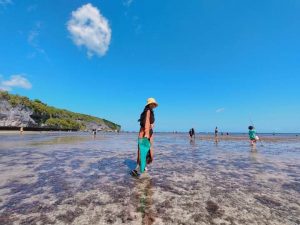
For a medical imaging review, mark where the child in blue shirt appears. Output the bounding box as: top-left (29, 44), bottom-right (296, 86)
top-left (248, 126), bottom-right (257, 146)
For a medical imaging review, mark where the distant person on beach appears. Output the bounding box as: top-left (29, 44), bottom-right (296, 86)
top-left (214, 127), bottom-right (218, 142)
top-left (248, 126), bottom-right (258, 146)
top-left (92, 129), bottom-right (96, 138)
top-left (20, 126), bottom-right (23, 135)
top-left (189, 128), bottom-right (195, 140)
top-left (131, 98), bottom-right (158, 176)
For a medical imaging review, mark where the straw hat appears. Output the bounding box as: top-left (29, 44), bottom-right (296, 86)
top-left (146, 97), bottom-right (158, 107)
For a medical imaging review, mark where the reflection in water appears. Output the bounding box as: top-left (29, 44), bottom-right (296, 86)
top-left (29, 135), bottom-right (91, 146)
top-left (0, 133), bottom-right (299, 225)
top-left (249, 150), bottom-right (259, 163)
top-left (251, 144), bottom-right (257, 152)
top-left (189, 139), bottom-right (195, 146)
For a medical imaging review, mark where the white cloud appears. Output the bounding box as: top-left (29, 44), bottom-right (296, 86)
top-left (28, 26), bottom-right (40, 44)
top-left (67, 3), bottom-right (111, 57)
top-left (0, 0), bottom-right (12, 6)
top-left (123, 0), bottom-right (134, 7)
top-left (0, 75), bottom-right (32, 91)
top-left (216, 108), bottom-right (225, 113)
top-left (27, 4), bottom-right (37, 12)
top-left (27, 21), bottom-right (48, 59)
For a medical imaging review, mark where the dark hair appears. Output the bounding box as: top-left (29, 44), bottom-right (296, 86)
top-left (248, 126), bottom-right (254, 130)
top-left (138, 105), bottom-right (155, 127)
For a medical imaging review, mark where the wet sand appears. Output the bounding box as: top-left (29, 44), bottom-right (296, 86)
top-left (0, 133), bottom-right (299, 225)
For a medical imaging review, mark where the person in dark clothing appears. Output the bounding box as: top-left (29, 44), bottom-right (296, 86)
top-left (214, 127), bottom-right (218, 143)
top-left (189, 128), bottom-right (195, 140)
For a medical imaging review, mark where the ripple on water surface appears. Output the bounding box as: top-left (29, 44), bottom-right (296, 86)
top-left (0, 133), bottom-right (299, 225)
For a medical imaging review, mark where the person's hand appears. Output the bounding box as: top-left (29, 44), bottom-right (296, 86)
top-left (144, 134), bottom-right (150, 140)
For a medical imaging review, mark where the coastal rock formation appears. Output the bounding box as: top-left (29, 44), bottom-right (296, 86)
top-left (0, 91), bottom-right (121, 131)
top-left (0, 99), bottom-right (36, 127)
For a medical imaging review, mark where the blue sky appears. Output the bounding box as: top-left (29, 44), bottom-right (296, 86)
top-left (0, 0), bottom-right (299, 133)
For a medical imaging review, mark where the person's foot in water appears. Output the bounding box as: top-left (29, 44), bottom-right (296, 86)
top-left (130, 169), bottom-right (139, 177)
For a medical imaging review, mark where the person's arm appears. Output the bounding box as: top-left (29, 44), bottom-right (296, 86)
top-left (144, 110), bottom-right (151, 139)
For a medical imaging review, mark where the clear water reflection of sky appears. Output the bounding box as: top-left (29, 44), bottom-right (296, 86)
top-left (0, 133), bottom-right (299, 224)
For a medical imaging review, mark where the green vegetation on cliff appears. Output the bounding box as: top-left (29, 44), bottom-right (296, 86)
top-left (0, 91), bottom-right (121, 131)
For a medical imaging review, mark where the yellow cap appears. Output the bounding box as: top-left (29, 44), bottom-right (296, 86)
top-left (146, 98), bottom-right (158, 107)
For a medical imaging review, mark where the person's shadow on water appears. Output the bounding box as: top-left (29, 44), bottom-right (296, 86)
top-left (190, 139), bottom-right (195, 146)
top-left (124, 159), bottom-right (136, 170)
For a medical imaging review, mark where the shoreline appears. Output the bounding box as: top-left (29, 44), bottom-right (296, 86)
top-left (0, 130), bottom-right (81, 135)
top-left (0, 130), bottom-right (299, 142)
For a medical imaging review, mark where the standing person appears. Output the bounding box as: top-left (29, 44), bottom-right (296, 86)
top-left (20, 126), bottom-right (24, 135)
top-left (189, 128), bottom-right (195, 140)
top-left (214, 127), bottom-right (218, 142)
top-left (93, 129), bottom-right (96, 138)
top-left (248, 126), bottom-right (257, 146)
top-left (131, 98), bottom-right (158, 176)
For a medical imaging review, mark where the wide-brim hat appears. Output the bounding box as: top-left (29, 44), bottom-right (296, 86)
top-left (146, 98), bottom-right (158, 107)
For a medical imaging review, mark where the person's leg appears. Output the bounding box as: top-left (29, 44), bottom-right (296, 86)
top-left (136, 145), bottom-right (140, 164)
top-left (134, 145), bottom-right (141, 172)
top-left (135, 130), bottom-right (144, 171)
top-left (144, 136), bottom-right (154, 171)
top-left (148, 135), bottom-right (154, 163)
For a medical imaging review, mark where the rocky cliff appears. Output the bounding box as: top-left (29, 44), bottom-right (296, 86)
top-left (0, 91), bottom-right (121, 131)
top-left (0, 99), bottom-right (36, 127)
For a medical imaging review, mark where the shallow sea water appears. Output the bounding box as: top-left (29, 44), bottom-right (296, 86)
top-left (0, 133), bottom-right (299, 225)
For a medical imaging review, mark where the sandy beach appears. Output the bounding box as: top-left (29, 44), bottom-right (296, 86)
top-left (0, 132), bottom-right (299, 225)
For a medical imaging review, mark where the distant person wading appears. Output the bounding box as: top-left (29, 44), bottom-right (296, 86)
top-left (248, 126), bottom-right (259, 146)
top-left (92, 129), bottom-right (97, 138)
top-left (189, 128), bottom-right (195, 140)
top-left (215, 126), bottom-right (218, 142)
top-left (131, 98), bottom-right (158, 176)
